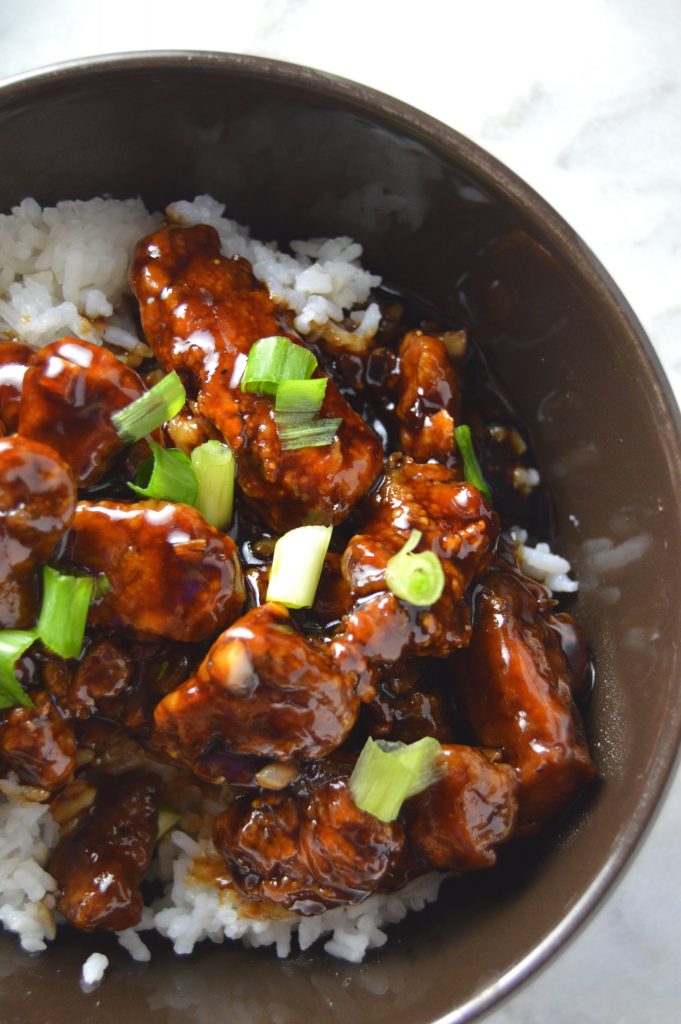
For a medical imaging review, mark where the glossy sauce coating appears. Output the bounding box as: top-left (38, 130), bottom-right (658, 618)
top-left (153, 602), bottom-right (360, 768)
top-left (0, 435), bottom-right (76, 628)
top-left (395, 330), bottom-right (460, 466)
top-left (333, 458), bottom-right (499, 678)
top-left (0, 690), bottom-right (76, 791)
top-left (19, 338), bottom-right (145, 485)
top-left (0, 340), bottom-right (34, 433)
top-left (130, 224), bottom-right (384, 531)
top-left (451, 567), bottom-right (596, 830)
top-left (49, 770), bottom-right (160, 931)
top-left (213, 760), bottom-right (405, 913)
top-left (406, 745), bottom-right (518, 872)
top-left (63, 499), bottom-right (245, 642)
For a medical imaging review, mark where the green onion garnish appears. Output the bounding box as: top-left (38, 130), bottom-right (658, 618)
top-left (37, 566), bottom-right (95, 659)
top-left (384, 530), bottom-right (445, 607)
top-left (111, 371), bottom-right (186, 444)
top-left (454, 424), bottom-right (492, 504)
top-left (240, 336), bottom-right (317, 395)
top-left (157, 807), bottom-right (182, 840)
top-left (190, 440), bottom-right (236, 530)
top-left (275, 378), bottom-right (328, 415)
top-left (276, 417), bottom-right (342, 451)
top-left (0, 631), bottom-right (37, 710)
top-left (266, 524), bottom-right (333, 608)
top-left (128, 439), bottom-right (198, 505)
top-left (349, 736), bottom-right (444, 822)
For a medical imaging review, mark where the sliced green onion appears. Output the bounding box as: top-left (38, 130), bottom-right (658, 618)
top-left (190, 440), bottom-right (236, 530)
top-left (385, 530), bottom-right (445, 607)
top-left (94, 573), bottom-right (112, 598)
top-left (157, 807), bottom-right (182, 841)
top-left (0, 631), bottom-right (37, 710)
top-left (276, 417), bottom-right (342, 452)
top-left (240, 336), bottom-right (317, 395)
top-left (37, 566), bottom-right (94, 659)
top-left (111, 371), bottom-right (186, 444)
top-left (454, 424), bottom-right (493, 504)
top-left (275, 378), bottom-right (328, 415)
top-left (266, 525), bottom-right (333, 608)
top-left (349, 736), bottom-right (444, 822)
top-left (128, 439), bottom-right (198, 505)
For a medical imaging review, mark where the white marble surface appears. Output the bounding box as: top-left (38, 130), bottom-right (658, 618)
top-left (1, 1), bottom-right (680, 1021)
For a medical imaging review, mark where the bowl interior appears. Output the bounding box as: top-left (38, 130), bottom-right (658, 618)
top-left (1, 54), bottom-right (680, 1024)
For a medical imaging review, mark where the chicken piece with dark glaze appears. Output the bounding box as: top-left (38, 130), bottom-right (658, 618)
top-left (395, 330), bottom-right (460, 466)
top-left (62, 499), bottom-right (245, 643)
top-left (332, 457), bottom-right (499, 680)
top-left (451, 566), bottom-right (596, 830)
top-left (0, 340), bottom-right (34, 434)
top-left (0, 435), bottom-right (76, 628)
top-left (19, 338), bottom-right (145, 486)
top-left (213, 760), bottom-right (405, 913)
top-left (406, 745), bottom-right (518, 872)
top-left (48, 770), bottom-right (160, 931)
top-left (0, 690), bottom-right (76, 791)
top-left (153, 602), bottom-right (360, 772)
top-left (130, 224), bottom-right (384, 532)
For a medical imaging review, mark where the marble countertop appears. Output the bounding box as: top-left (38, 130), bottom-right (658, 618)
top-left (1, 1), bottom-right (680, 1021)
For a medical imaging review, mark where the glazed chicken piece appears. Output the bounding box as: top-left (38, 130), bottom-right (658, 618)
top-left (395, 331), bottom-right (460, 466)
top-left (451, 566), bottom-right (596, 830)
top-left (0, 690), bottom-right (76, 791)
top-left (153, 602), bottom-right (360, 772)
top-left (49, 770), bottom-right (160, 931)
top-left (0, 435), bottom-right (76, 628)
top-left (407, 745), bottom-right (518, 872)
top-left (62, 499), bottom-right (245, 642)
top-left (332, 457), bottom-right (499, 678)
top-left (130, 224), bottom-right (383, 532)
top-left (19, 338), bottom-right (145, 486)
top-left (213, 760), bottom-right (405, 913)
top-left (0, 340), bottom-right (34, 434)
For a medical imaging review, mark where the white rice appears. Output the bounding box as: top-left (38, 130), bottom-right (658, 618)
top-left (81, 952), bottom-right (109, 990)
top-left (508, 526), bottom-right (579, 593)
top-left (0, 780), bottom-right (444, 974)
top-left (0, 194), bottom-right (382, 351)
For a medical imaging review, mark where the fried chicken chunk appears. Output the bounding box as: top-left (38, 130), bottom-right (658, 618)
top-left (451, 567), bottom-right (596, 830)
top-left (63, 500), bottom-right (244, 642)
top-left (407, 745), bottom-right (518, 872)
top-left (49, 771), bottom-right (160, 931)
top-left (0, 435), bottom-right (76, 628)
top-left (0, 691), bottom-right (76, 791)
top-left (19, 338), bottom-right (145, 486)
top-left (153, 602), bottom-right (359, 768)
top-left (130, 224), bottom-right (383, 531)
top-left (0, 341), bottom-right (34, 434)
top-left (333, 458), bottom-right (499, 676)
top-left (213, 761), bottom-right (405, 913)
top-left (395, 331), bottom-right (460, 466)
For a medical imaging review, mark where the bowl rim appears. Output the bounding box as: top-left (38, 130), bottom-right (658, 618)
top-left (1, 48), bottom-right (681, 1024)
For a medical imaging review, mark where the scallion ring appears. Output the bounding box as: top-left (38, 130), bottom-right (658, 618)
top-left (384, 529), bottom-right (445, 607)
top-left (191, 440), bottom-right (236, 530)
top-left (0, 631), bottom-right (37, 710)
top-left (111, 371), bottom-right (186, 444)
top-left (454, 424), bottom-right (492, 504)
top-left (37, 566), bottom-right (95, 660)
top-left (266, 524), bottom-right (333, 609)
top-left (240, 336), bottom-right (317, 395)
top-left (348, 736), bottom-right (444, 822)
top-left (128, 439), bottom-right (198, 505)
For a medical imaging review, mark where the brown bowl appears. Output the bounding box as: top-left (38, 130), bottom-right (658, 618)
top-left (1, 52), bottom-right (680, 1024)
